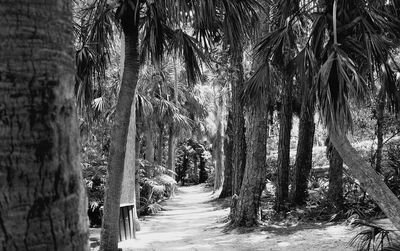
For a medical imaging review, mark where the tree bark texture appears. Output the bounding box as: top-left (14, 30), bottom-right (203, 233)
top-left (232, 106), bottom-right (268, 227)
top-left (329, 128), bottom-right (400, 230)
top-left (375, 87), bottom-right (386, 173)
top-left (219, 112), bottom-right (234, 198)
top-left (120, 99), bottom-right (140, 233)
top-left (276, 76), bottom-right (293, 212)
top-left (144, 122), bottom-right (155, 163)
top-left (166, 124), bottom-right (176, 176)
top-left (213, 121), bottom-right (224, 191)
top-left (327, 140), bottom-right (343, 208)
top-left (231, 46), bottom-right (247, 196)
top-left (291, 81), bottom-right (315, 206)
top-left (100, 6), bottom-right (139, 250)
top-left (156, 125), bottom-right (164, 165)
top-left (0, 1), bottom-right (88, 250)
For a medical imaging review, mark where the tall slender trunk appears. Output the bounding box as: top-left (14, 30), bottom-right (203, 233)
top-left (219, 112), bottom-right (234, 198)
top-left (375, 87), bottom-right (386, 173)
top-left (329, 128), bottom-right (400, 230)
top-left (157, 125), bottom-right (164, 165)
top-left (327, 140), bottom-right (343, 208)
top-left (214, 121), bottom-right (224, 191)
top-left (166, 125), bottom-right (176, 175)
top-left (0, 1), bottom-right (88, 249)
top-left (135, 135), bottom-right (141, 211)
top-left (232, 105), bottom-right (268, 227)
top-left (276, 75), bottom-right (293, 212)
top-left (231, 46), bottom-right (247, 196)
top-left (291, 81), bottom-right (315, 205)
top-left (100, 6), bottom-right (140, 250)
top-left (120, 99), bottom-right (140, 233)
top-left (145, 123), bottom-right (155, 162)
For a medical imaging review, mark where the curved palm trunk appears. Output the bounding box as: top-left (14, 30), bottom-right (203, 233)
top-left (327, 140), bottom-right (343, 208)
top-left (0, 1), bottom-right (88, 249)
top-left (232, 106), bottom-right (268, 227)
top-left (100, 9), bottom-right (140, 250)
top-left (329, 128), bottom-right (400, 230)
top-left (231, 46), bottom-right (247, 196)
top-left (219, 112), bottom-right (234, 198)
top-left (375, 87), bottom-right (386, 173)
top-left (276, 75), bottom-right (293, 212)
top-left (291, 83), bottom-right (315, 205)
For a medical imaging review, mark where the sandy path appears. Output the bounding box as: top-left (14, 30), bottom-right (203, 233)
top-left (118, 185), bottom-right (356, 251)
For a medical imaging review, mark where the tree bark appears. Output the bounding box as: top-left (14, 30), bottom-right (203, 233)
top-left (219, 112), bottom-right (234, 198)
top-left (0, 1), bottom-right (88, 249)
top-left (232, 105), bottom-right (268, 227)
top-left (276, 75), bottom-right (293, 212)
top-left (120, 100), bottom-right (140, 233)
top-left (329, 127), bottom-right (400, 230)
top-left (144, 122), bottom-right (155, 163)
top-left (100, 5), bottom-right (140, 250)
top-left (375, 87), bottom-right (386, 173)
top-left (327, 140), bottom-right (343, 208)
top-left (291, 81), bottom-right (315, 206)
top-left (214, 121), bottom-right (224, 191)
top-left (231, 46), bottom-right (247, 196)
top-left (166, 124), bottom-right (176, 176)
top-left (135, 135), bottom-right (141, 212)
top-left (156, 125), bottom-right (164, 165)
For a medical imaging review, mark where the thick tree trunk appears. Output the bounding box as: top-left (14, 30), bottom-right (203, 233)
top-left (231, 46), bottom-right (247, 196)
top-left (135, 136), bottom-right (141, 211)
top-left (145, 123), bottom-right (155, 163)
top-left (0, 1), bottom-right (88, 249)
top-left (327, 140), bottom-right (343, 208)
top-left (100, 6), bottom-right (139, 250)
top-left (120, 100), bottom-right (140, 233)
top-left (276, 76), bottom-right (293, 212)
top-left (375, 87), bottom-right (386, 173)
top-left (219, 112), bottom-right (234, 198)
top-left (291, 82), bottom-right (315, 206)
top-left (232, 105), bottom-right (268, 227)
top-left (329, 128), bottom-right (400, 230)
top-left (166, 124), bottom-right (176, 176)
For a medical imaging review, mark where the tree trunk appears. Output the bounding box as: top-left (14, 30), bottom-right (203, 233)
top-left (135, 135), bottom-right (141, 212)
top-left (120, 100), bottom-right (140, 233)
top-left (219, 112), bottom-right (234, 198)
top-left (214, 121), bottom-right (224, 191)
top-left (291, 81), bottom-right (315, 206)
top-left (231, 46), bottom-right (247, 196)
top-left (156, 125), bottom-right (164, 165)
top-left (0, 1), bottom-right (88, 249)
top-left (166, 124), bottom-right (176, 176)
top-left (100, 6), bottom-right (140, 250)
top-left (327, 140), bottom-right (343, 208)
top-left (232, 105), bottom-right (268, 227)
top-left (375, 87), bottom-right (386, 173)
top-left (329, 128), bottom-right (400, 230)
top-left (144, 123), bottom-right (155, 163)
top-left (276, 75), bottom-right (293, 212)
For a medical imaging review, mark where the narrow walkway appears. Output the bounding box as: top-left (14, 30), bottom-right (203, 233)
top-left (118, 185), bottom-right (356, 251)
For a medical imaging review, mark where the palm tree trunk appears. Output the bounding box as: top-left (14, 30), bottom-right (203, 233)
top-left (276, 75), bottom-right (293, 212)
top-left (214, 121), bottom-right (224, 191)
top-left (291, 82), bottom-right (315, 205)
top-left (232, 105), bottom-right (268, 227)
top-left (375, 87), bottom-right (386, 173)
top-left (327, 140), bottom-right (343, 208)
top-left (231, 46), bottom-right (247, 196)
top-left (157, 125), bottom-right (164, 165)
top-left (166, 124), bottom-right (176, 175)
top-left (0, 1), bottom-right (88, 249)
top-left (135, 135), bottom-right (141, 211)
top-left (100, 7), bottom-right (140, 250)
top-left (145, 123), bottom-right (155, 162)
top-left (219, 112), bottom-right (234, 198)
top-left (329, 128), bottom-right (400, 230)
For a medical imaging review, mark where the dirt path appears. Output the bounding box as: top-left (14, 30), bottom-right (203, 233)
top-left (118, 185), bottom-right (357, 251)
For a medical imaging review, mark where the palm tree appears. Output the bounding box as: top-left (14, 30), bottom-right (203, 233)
top-left (0, 1), bottom-right (88, 249)
top-left (259, 0), bottom-right (400, 228)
